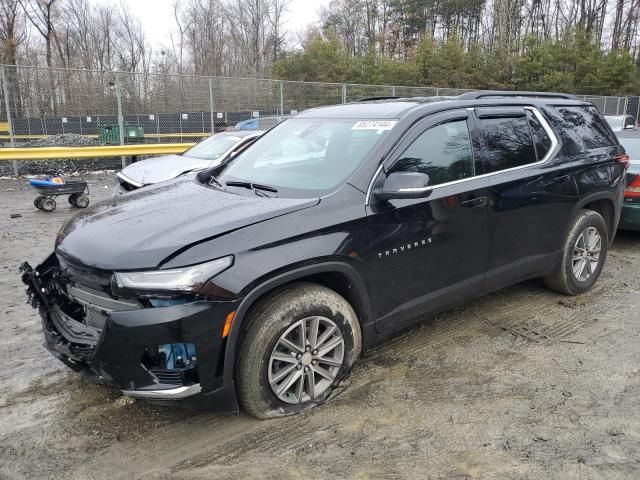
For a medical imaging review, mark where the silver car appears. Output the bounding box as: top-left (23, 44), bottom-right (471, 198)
top-left (604, 114), bottom-right (637, 131)
top-left (115, 130), bottom-right (264, 194)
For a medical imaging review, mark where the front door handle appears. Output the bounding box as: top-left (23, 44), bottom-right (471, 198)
top-left (461, 196), bottom-right (488, 208)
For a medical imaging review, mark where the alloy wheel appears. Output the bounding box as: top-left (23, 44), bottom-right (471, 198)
top-left (268, 316), bottom-right (344, 404)
top-left (572, 226), bottom-right (602, 282)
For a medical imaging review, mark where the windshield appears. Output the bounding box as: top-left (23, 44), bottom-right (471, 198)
top-left (183, 134), bottom-right (241, 161)
top-left (218, 118), bottom-right (395, 195)
top-left (619, 136), bottom-right (640, 160)
top-left (606, 117), bottom-right (624, 131)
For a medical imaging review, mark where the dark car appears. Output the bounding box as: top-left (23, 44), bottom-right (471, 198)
top-left (233, 116), bottom-right (287, 131)
top-left (22, 91), bottom-right (627, 418)
top-left (614, 130), bottom-right (640, 230)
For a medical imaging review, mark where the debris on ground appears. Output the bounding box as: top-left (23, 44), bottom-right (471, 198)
top-left (10, 213), bottom-right (22, 219)
top-left (22, 133), bottom-right (101, 148)
top-left (558, 299), bottom-right (579, 308)
top-left (113, 396), bottom-right (136, 408)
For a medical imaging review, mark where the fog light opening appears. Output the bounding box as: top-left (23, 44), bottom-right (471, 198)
top-left (142, 343), bottom-right (199, 386)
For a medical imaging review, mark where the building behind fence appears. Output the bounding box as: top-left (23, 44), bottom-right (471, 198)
top-left (0, 64), bottom-right (638, 174)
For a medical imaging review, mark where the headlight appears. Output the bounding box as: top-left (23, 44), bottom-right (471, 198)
top-left (114, 256), bottom-right (233, 293)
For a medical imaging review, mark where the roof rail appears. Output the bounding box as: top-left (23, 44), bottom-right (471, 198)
top-left (358, 96), bottom-right (401, 102)
top-left (458, 90), bottom-right (577, 100)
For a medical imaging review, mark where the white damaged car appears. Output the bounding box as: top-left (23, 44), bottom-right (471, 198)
top-left (115, 130), bottom-right (263, 195)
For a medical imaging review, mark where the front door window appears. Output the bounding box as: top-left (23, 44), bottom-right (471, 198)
top-left (388, 119), bottom-right (475, 186)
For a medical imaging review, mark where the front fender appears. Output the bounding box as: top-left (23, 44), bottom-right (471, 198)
top-left (221, 260), bottom-right (373, 386)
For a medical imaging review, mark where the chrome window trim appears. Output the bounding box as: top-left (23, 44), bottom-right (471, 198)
top-left (365, 106), bottom-right (559, 205)
top-left (365, 161), bottom-right (386, 204)
top-left (524, 106), bottom-right (560, 164)
top-left (398, 186), bottom-right (433, 193)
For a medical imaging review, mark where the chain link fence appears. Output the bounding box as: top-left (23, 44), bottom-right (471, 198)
top-left (0, 64), bottom-right (635, 175)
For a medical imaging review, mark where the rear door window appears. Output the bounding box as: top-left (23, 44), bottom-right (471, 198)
top-left (477, 114), bottom-right (537, 173)
top-left (554, 106), bottom-right (617, 151)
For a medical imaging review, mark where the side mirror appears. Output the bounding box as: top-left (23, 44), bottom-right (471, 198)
top-left (373, 172), bottom-right (432, 201)
top-left (624, 124), bottom-right (635, 130)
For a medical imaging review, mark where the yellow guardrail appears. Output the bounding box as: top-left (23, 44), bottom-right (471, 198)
top-left (0, 132), bottom-right (212, 140)
top-left (0, 143), bottom-right (196, 161)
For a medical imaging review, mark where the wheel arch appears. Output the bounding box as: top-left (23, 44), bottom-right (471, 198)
top-left (573, 191), bottom-right (619, 242)
top-left (221, 261), bottom-right (373, 383)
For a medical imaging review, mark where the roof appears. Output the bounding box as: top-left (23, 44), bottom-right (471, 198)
top-left (297, 97), bottom-right (452, 119)
top-left (296, 91), bottom-right (588, 120)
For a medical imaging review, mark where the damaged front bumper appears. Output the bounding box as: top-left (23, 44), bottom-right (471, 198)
top-left (20, 254), bottom-right (240, 411)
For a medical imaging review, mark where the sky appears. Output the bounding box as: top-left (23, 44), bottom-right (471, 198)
top-left (90, 0), bottom-right (331, 50)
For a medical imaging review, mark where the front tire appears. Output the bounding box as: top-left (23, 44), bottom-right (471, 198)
top-left (544, 209), bottom-right (608, 295)
top-left (236, 283), bottom-right (361, 419)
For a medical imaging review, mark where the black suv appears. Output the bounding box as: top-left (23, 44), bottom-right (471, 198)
top-left (22, 91), bottom-right (628, 418)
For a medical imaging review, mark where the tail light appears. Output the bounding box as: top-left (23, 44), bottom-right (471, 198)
top-left (617, 153), bottom-right (630, 170)
top-left (625, 174), bottom-right (640, 198)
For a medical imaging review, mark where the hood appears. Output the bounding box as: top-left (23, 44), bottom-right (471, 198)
top-left (119, 154), bottom-right (213, 185)
top-left (56, 176), bottom-right (319, 270)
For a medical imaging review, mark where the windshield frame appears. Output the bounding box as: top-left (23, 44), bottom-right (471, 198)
top-left (216, 117), bottom-right (399, 198)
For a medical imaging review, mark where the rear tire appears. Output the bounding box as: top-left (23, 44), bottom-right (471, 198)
top-left (236, 283), bottom-right (361, 419)
top-left (68, 193), bottom-right (79, 206)
top-left (544, 209), bottom-right (608, 295)
top-left (40, 197), bottom-right (56, 212)
top-left (34, 196), bottom-right (44, 209)
top-left (74, 194), bottom-right (89, 208)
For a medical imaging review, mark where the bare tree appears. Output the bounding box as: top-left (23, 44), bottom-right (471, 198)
top-left (0, 0), bottom-right (25, 65)
top-left (20, 0), bottom-right (59, 68)
top-left (0, 0), bottom-right (25, 115)
top-left (268, 0), bottom-right (289, 63)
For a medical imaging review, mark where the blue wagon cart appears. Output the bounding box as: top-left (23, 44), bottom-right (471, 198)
top-left (29, 177), bottom-right (90, 212)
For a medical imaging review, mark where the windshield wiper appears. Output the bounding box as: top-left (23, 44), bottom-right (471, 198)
top-left (226, 180), bottom-right (278, 194)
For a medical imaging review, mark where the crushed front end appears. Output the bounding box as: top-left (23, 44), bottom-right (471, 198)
top-left (21, 253), bottom-right (240, 410)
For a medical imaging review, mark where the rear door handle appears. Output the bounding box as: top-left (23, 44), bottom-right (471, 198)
top-left (461, 196), bottom-right (488, 208)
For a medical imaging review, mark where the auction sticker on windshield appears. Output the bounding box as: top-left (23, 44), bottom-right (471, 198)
top-left (351, 120), bottom-right (397, 131)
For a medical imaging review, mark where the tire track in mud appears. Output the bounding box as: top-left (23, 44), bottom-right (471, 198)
top-left (169, 263), bottom-right (640, 479)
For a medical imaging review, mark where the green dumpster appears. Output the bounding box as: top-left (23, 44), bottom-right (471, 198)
top-left (98, 124), bottom-right (144, 144)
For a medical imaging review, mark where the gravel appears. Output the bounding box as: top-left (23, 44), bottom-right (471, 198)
top-left (21, 133), bottom-right (101, 148)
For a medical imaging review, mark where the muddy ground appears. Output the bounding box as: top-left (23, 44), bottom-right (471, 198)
top-left (1, 173), bottom-right (639, 480)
